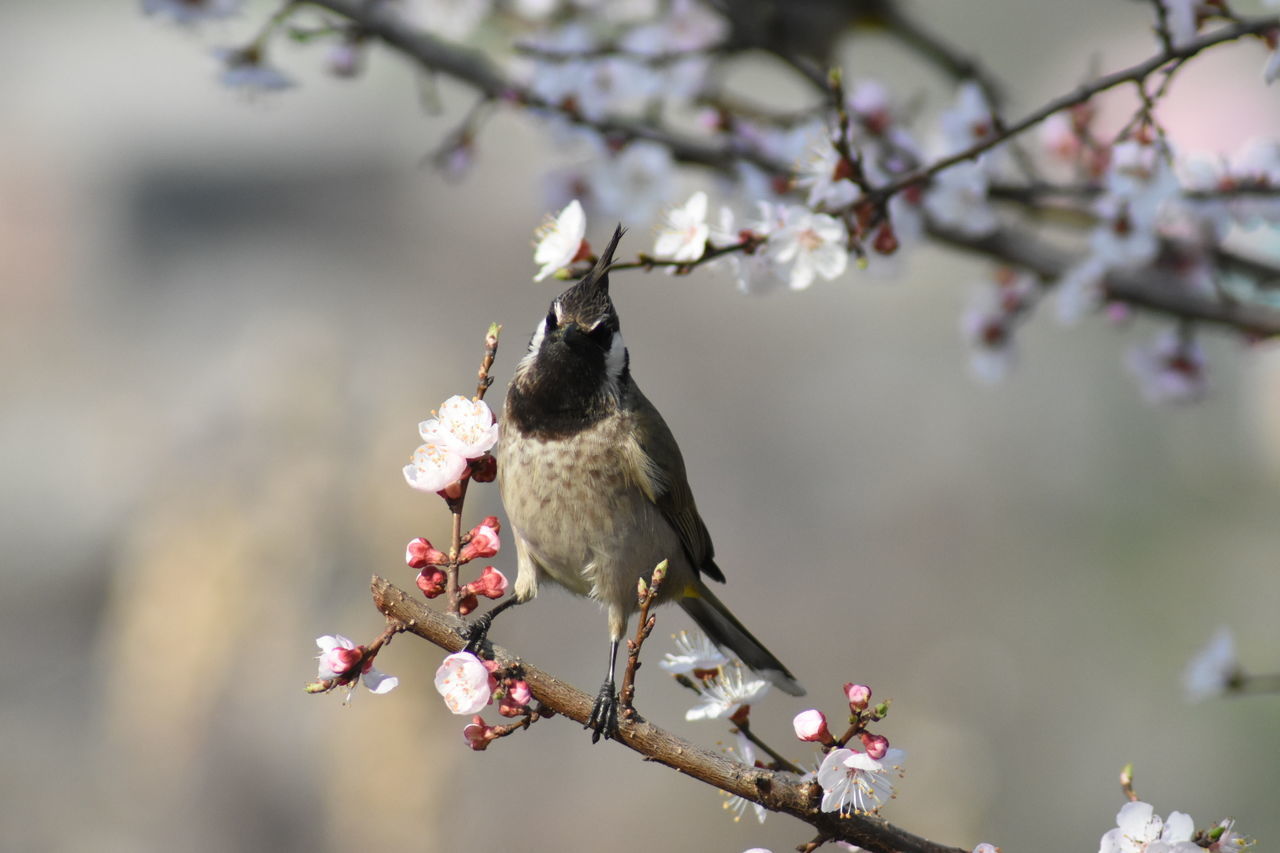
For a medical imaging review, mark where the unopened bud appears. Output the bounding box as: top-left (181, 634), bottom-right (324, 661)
top-left (417, 566), bottom-right (447, 598)
top-left (844, 683), bottom-right (872, 711)
top-left (406, 537), bottom-right (447, 568)
top-left (458, 593), bottom-right (479, 616)
top-left (792, 709), bottom-right (833, 744)
top-left (460, 518), bottom-right (501, 562)
top-left (860, 732), bottom-right (889, 760)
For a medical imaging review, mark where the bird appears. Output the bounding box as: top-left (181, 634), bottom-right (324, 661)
top-left (495, 223), bottom-right (804, 742)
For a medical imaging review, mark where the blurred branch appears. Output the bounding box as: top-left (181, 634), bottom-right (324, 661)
top-left (870, 14), bottom-right (1280, 203)
top-left (928, 220), bottom-right (1280, 337)
top-left (371, 575), bottom-right (964, 853)
top-left (304, 0), bottom-right (784, 174)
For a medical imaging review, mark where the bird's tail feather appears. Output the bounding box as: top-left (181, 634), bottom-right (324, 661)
top-left (678, 583), bottom-right (805, 696)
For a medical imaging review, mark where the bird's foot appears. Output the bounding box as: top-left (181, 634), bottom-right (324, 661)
top-left (586, 680), bottom-right (619, 743)
top-left (461, 612), bottom-right (495, 656)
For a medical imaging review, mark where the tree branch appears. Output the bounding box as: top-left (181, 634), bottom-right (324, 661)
top-left (870, 15), bottom-right (1280, 202)
top-left (371, 575), bottom-right (964, 853)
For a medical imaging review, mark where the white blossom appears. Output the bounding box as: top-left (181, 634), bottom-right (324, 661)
top-left (533, 199), bottom-right (587, 281)
top-left (654, 191), bottom-right (710, 262)
top-left (685, 664), bottom-right (770, 721)
top-left (767, 206), bottom-right (849, 290)
top-left (659, 630), bottom-right (729, 674)
top-left (817, 747), bottom-right (905, 817)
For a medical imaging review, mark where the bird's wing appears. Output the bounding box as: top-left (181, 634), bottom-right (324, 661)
top-left (621, 387), bottom-right (725, 583)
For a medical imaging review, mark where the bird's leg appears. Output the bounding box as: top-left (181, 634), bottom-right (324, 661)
top-left (462, 596), bottom-right (524, 656)
top-left (586, 637), bottom-right (621, 743)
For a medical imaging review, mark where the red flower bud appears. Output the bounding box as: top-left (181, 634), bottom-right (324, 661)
top-left (406, 537), bottom-right (447, 569)
top-left (416, 566), bottom-right (447, 598)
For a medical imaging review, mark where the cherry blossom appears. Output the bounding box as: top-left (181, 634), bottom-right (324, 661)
top-left (403, 436), bottom-right (470, 494)
top-left (1126, 328), bottom-right (1207, 405)
top-left (1098, 802), bottom-right (1199, 853)
top-left (533, 199), bottom-right (587, 281)
top-left (315, 634), bottom-right (399, 697)
top-left (844, 683), bottom-right (871, 711)
top-left (434, 651), bottom-right (493, 715)
top-left (724, 731), bottom-right (768, 824)
top-left (816, 746), bottom-right (906, 816)
top-left (924, 162), bottom-right (999, 237)
top-left (654, 191), bottom-right (710, 262)
top-left (684, 664), bottom-right (771, 721)
top-left (459, 516), bottom-right (502, 562)
top-left (420, 396), bottom-right (500, 460)
top-left (659, 630), bottom-right (729, 675)
top-left (767, 206), bottom-right (849, 290)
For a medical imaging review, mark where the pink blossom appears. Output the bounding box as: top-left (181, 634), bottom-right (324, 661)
top-left (463, 715), bottom-right (493, 751)
top-left (533, 199), bottom-right (589, 281)
top-left (315, 634), bottom-right (398, 696)
top-left (792, 709), bottom-right (833, 743)
top-left (403, 437), bottom-right (469, 494)
top-left (499, 679), bottom-right (533, 716)
top-left (423, 396), bottom-right (500, 460)
top-left (434, 651), bottom-right (492, 715)
top-left (844, 683), bottom-right (872, 711)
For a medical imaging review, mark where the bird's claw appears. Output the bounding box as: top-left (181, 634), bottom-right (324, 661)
top-left (586, 681), bottom-right (619, 743)
top-left (462, 613), bottom-right (494, 657)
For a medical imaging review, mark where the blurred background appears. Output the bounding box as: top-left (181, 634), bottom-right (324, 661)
top-left (3, 1), bottom-right (1279, 851)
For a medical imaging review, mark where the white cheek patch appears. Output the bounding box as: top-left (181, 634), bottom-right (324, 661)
top-left (517, 317), bottom-right (549, 374)
top-left (605, 331), bottom-right (628, 389)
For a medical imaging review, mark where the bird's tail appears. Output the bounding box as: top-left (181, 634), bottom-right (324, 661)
top-left (678, 582), bottom-right (805, 696)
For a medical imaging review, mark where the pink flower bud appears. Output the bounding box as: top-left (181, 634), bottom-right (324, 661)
top-left (463, 715), bottom-right (492, 751)
top-left (465, 566), bottom-right (508, 600)
top-left (498, 680), bottom-right (532, 717)
top-left (458, 593), bottom-right (479, 616)
top-left (792, 709), bottom-right (833, 743)
top-left (844, 683), bottom-right (872, 711)
top-left (860, 732), bottom-right (889, 760)
top-left (416, 567), bottom-right (447, 598)
top-left (459, 518), bottom-right (501, 562)
top-left (406, 537), bottom-right (447, 569)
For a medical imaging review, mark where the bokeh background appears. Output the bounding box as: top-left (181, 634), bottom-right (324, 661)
top-left (4, 2), bottom-right (1279, 852)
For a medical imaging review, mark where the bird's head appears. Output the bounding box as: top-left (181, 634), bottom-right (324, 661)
top-left (508, 225), bottom-right (630, 433)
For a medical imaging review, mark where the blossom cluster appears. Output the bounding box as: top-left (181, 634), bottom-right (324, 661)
top-left (308, 634), bottom-right (399, 701)
top-left (791, 682), bottom-right (904, 818)
top-left (434, 650), bottom-right (534, 749)
top-left (1099, 801), bottom-right (1250, 853)
top-left (406, 516), bottom-right (507, 613)
top-left (146, 0), bottom-right (1280, 406)
top-left (403, 395), bottom-right (500, 497)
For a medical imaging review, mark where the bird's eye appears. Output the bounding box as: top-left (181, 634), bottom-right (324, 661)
top-left (587, 322), bottom-right (612, 342)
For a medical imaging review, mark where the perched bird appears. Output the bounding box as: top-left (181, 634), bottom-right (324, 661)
top-left (497, 224), bottom-right (804, 741)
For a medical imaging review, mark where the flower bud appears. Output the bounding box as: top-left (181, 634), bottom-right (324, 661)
top-left (792, 709), bottom-right (833, 744)
top-left (860, 732), bottom-right (889, 760)
top-left (459, 518), bottom-right (501, 562)
top-left (458, 593), bottom-right (479, 616)
top-left (416, 566), bottom-right (447, 598)
top-left (844, 683), bottom-right (872, 711)
top-left (464, 566), bottom-right (508, 600)
top-left (406, 537), bottom-right (447, 569)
